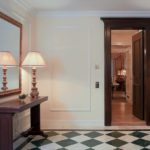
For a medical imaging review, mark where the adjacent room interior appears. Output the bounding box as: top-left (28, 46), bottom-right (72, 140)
top-left (111, 30), bottom-right (146, 126)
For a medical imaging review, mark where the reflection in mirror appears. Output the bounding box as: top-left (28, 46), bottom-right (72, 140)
top-left (0, 12), bottom-right (22, 97)
top-left (0, 51), bottom-right (17, 90)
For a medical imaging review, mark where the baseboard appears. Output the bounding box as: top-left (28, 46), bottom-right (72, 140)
top-left (41, 120), bottom-right (104, 130)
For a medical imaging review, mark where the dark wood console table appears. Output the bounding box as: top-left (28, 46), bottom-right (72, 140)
top-left (0, 96), bottom-right (48, 150)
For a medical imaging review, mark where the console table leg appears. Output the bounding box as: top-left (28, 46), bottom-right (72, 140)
top-left (22, 104), bottom-right (48, 138)
top-left (0, 113), bottom-right (13, 150)
top-left (31, 104), bottom-right (40, 131)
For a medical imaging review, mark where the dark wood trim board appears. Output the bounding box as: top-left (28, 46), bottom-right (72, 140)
top-left (101, 18), bottom-right (150, 126)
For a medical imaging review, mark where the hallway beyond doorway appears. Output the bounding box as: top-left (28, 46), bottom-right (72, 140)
top-left (112, 91), bottom-right (145, 126)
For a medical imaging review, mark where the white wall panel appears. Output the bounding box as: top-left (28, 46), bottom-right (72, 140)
top-left (49, 26), bottom-right (91, 111)
top-left (36, 16), bottom-right (104, 129)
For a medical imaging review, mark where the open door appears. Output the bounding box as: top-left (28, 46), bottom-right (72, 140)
top-left (132, 31), bottom-right (144, 120)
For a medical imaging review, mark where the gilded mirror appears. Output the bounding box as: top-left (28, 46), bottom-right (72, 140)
top-left (0, 12), bottom-right (22, 97)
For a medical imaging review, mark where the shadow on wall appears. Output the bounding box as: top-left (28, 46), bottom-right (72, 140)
top-left (50, 58), bottom-right (65, 77)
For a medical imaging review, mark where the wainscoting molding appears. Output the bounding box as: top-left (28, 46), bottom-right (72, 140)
top-left (49, 25), bottom-right (92, 112)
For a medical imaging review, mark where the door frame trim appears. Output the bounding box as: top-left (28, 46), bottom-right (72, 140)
top-left (101, 18), bottom-right (150, 126)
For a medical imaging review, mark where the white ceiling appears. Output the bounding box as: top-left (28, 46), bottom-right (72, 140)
top-left (17, 0), bottom-right (150, 12)
top-left (111, 30), bottom-right (138, 54)
top-left (112, 30), bottom-right (138, 35)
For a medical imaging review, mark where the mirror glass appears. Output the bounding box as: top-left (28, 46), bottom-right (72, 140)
top-left (0, 12), bottom-right (22, 97)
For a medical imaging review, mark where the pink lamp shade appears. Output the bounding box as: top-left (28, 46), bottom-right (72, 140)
top-left (0, 51), bottom-right (17, 91)
top-left (22, 51), bottom-right (46, 67)
top-left (0, 51), bottom-right (17, 67)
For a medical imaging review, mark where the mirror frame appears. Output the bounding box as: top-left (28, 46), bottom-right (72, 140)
top-left (0, 11), bottom-right (22, 97)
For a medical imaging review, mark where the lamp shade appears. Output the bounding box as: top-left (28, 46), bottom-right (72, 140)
top-left (121, 69), bottom-right (126, 76)
top-left (0, 51), bottom-right (17, 66)
top-left (117, 69), bottom-right (126, 76)
top-left (22, 51), bottom-right (46, 67)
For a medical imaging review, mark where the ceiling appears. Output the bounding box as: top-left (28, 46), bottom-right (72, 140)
top-left (111, 30), bottom-right (138, 47)
top-left (112, 30), bottom-right (138, 35)
top-left (111, 30), bottom-right (138, 53)
top-left (16, 0), bottom-right (150, 12)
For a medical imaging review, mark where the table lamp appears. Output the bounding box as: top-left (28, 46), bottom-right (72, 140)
top-left (22, 51), bottom-right (46, 98)
top-left (0, 51), bottom-right (17, 90)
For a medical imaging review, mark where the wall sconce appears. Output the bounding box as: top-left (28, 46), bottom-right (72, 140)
top-left (22, 51), bottom-right (46, 98)
top-left (0, 51), bottom-right (17, 90)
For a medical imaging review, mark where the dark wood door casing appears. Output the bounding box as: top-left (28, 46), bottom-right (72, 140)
top-left (101, 18), bottom-right (150, 126)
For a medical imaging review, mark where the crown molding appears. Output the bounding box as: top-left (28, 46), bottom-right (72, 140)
top-left (14, 0), bottom-right (32, 11)
top-left (14, 0), bottom-right (37, 16)
top-left (0, 0), bottom-right (36, 21)
top-left (37, 10), bottom-right (150, 17)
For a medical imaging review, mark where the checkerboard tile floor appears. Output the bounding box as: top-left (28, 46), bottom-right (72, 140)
top-left (13, 130), bottom-right (150, 150)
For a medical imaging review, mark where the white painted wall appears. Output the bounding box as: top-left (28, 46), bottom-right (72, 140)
top-left (35, 15), bottom-right (104, 129)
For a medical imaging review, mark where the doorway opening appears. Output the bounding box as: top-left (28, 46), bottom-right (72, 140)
top-left (111, 30), bottom-right (146, 126)
top-left (101, 18), bottom-right (150, 126)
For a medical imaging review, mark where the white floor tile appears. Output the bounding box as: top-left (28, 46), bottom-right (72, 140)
top-left (71, 135), bottom-right (91, 142)
top-left (141, 134), bottom-right (150, 141)
top-left (119, 135), bottom-right (138, 142)
top-left (31, 135), bottom-right (44, 141)
top-left (21, 143), bottom-right (37, 150)
top-left (13, 137), bottom-right (27, 149)
top-left (120, 143), bottom-right (143, 150)
top-left (118, 131), bottom-right (134, 134)
top-left (95, 135), bottom-right (115, 142)
top-left (94, 143), bottom-right (115, 150)
top-left (145, 145), bottom-right (150, 149)
top-left (48, 134), bottom-right (67, 142)
top-left (66, 143), bottom-right (88, 150)
top-left (55, 131), bottom-right (71, 134)
top-left (78, 131), bottom-right (93, 134)
top-left (40, 143), bottom-right (62, 150)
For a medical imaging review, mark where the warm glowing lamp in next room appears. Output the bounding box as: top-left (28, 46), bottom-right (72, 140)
top-left (22, 51), bottom-right (46, 98)
top-left (0, 51), bottom-right (17, 90)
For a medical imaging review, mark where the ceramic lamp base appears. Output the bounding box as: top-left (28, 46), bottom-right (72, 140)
top-left (30, 68), bottom-right (39, 99)
top-left (1, 67), bottom-right (8, 91)
top-left (30, 87), bottom-right (39, 98)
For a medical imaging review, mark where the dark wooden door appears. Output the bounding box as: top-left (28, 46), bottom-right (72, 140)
top-left (132, 31), bottom-right (144, 120)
